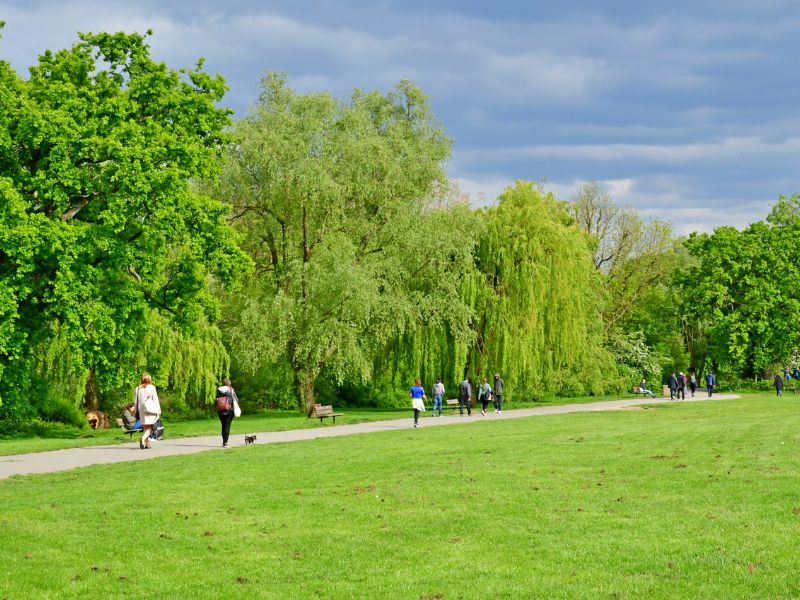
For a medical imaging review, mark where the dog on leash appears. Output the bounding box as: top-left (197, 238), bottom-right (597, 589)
top-left (244, 434), bottom-right (257, 445)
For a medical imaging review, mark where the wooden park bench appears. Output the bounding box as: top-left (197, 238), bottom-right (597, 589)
top-left (312, 404), bottom-right (344, 424)
top-left (631, 386), bottom-right (655, 397)
top-left (446, 399), bottom-right (461, 412)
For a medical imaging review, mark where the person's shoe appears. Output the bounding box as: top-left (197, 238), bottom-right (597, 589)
top-left (139, 440), bottom-right (144, 449)
top-left (222, 443), bottom-right (229, 448)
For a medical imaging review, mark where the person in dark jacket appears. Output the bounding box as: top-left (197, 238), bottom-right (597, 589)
top-left (668, 372), bottom-right (679, 400)
top-left (775, 374), bottom-right (784, 397)
top-left (705, 371), bottom-right (716, 397)
top-left (216, 378), bottom-right (239, 448)
top-left (493, 373), bottom-right (505, 413)
top-left (458, 377), bottom-right (472, 416)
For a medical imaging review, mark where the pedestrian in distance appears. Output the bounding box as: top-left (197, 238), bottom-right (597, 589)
top-left (493, 373), bottom-right (505, 413)
top-left (410, 378), bottom-right (426, 427)
top-left (677, 372), bottom-right (686, 400)
top-left (431, 378), bottom-right (445, 417)
top-left (134, 373), bottom-right (161, 450)
top-left (689, 372), bottom-right (697, 397)
top-left (775, 373), bottom-right (784, 397)
top-left (638, 379), bottom-right (655, 398)
top-left (215, 378), bottom-right (240, 448)
top-left (705, 371), bottom-right (716, 397)
top-left (458, 376), bottom-right (472, 416)
top-left (478, 377), bottom-right (492, 415)
top-left (668, 371), bottom-right (679, 400)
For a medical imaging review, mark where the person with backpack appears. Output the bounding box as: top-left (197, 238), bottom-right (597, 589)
top-left (134, 373), bottom-right (160, 450)
top-left (689, 372), bottom-right (698, 397)
top-left (431, 378), bottom-right (445, 417)
top-left (458, 377), bottom-right (472, 416)
top-left (493, 373), bottom-right (505, 413)
top-left (676, 373), bottom-right (686, 400)
top-left (215, 378), bottom-right (240, 448)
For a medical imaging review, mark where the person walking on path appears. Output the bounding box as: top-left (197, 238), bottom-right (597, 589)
top-left (458, 377), bottom-right (472, 416)
top-left (676, 373), bottom-right (686, 400)
top-left (638, 379), bottom-right (655, 398)
top-left (431, 378), bottom-right (445, 417)
top-left (705, 371), bottom-right (716, 397)
top-left (689, 372), bottom-right (697, 397)
top-left (478, 377), bottom-right (492, 415)
top-left (410, 379), bottom-right (426, 427)
top-left (216, 378), bottom-right (239, 448)
top-left (668, 372), bottom-right (679, 400)
top-left (134, 373), bottom-right (161, 450)
top-left (775, 373), bottom-right (784, 397)
top-left (493, 373), bottom-right (505, 413)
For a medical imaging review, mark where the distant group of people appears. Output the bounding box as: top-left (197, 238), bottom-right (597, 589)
top-left (638, 371), bottom-right (716, 400)
top-left (410, 373), bottom-right (505, 427)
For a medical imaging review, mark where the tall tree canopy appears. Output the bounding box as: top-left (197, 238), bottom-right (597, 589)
top-left (569, 181), bottom-right (677, 331)
top-left (681, 222), bottom-right (800, 377)
top-left (465, 182), bottom-right (614, 398)
top-left (0, 30), bottom-right (248, 417)
top-left (212, 73), bottom-right (470, 413)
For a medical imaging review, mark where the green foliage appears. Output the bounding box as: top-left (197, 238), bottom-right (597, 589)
top-left (569, 181), bottom-right (679, 331)
top-left (466, 182), bottom-right (614, 398)
top-left (681, 222), bottom-right (800, 376)
top-left (767, 193), bottom-right (800, 227)
top-left (0, 31), bottom-right (249, 421)
top-left (213, 73), bottom-right (463, 413)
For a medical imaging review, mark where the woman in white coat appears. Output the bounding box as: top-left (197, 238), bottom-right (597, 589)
top-left (134, 373), bottom-right (161, 449)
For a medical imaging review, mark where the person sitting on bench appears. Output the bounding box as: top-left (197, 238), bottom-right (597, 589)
top-left (638, 379), bottom-right (655, 398)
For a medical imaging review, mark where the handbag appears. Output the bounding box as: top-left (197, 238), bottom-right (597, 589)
top-left (233, 399), bottom-right (241, 418)
top-left (143, 396), bottom-right (158, 415)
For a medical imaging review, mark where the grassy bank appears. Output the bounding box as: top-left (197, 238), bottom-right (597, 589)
top-left (1, 395), bottom-right (798, 598)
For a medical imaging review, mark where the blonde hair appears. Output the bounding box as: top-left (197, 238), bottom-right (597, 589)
top-left (141, 373), bottom-right (152, 385)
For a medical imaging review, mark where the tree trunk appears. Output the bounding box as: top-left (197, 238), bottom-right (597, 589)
top-left (294, 369), bottom-right (318, 416)
top-left (84, 368), bottom-right (100, 411)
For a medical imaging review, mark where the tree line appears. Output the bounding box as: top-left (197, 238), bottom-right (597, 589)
top-left (1, 29), bottom-right (797, 429)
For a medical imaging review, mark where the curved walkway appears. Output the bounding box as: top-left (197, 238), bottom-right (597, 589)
top-left (0, 393), bottom-right (739, 480)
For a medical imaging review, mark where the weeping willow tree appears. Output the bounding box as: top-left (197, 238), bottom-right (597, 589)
top-left (466, 182), bottom-right (614, 399)
top-left (20, 310), bottom-right (229, 427)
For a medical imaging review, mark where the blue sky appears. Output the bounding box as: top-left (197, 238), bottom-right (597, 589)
top-left (2, 0), bottom-right (799, 233)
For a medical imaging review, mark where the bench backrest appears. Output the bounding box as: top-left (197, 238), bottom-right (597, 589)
top-left (446, 399), bottom-right (459, 405)
top-left (315, 405), bottom-right (334, 417)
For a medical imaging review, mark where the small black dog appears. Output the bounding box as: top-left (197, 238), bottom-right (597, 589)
top-left (244, 434), bottom-right (257, 445)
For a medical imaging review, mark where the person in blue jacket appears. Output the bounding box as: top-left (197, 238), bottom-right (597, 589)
top-left (705, 371), bottom-right (716, 397)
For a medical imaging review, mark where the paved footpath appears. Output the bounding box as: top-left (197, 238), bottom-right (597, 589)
top-left (0, 393), bottom-right (739, 480)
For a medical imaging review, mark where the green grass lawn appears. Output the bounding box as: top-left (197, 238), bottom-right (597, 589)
top-left (0, 393), bottom-right (636, 456)
top-left (1, 395), bottom-right (798, 599)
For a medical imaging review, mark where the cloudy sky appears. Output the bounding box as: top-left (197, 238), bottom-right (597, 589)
top-left (2, 0), bottom-right (799, 233)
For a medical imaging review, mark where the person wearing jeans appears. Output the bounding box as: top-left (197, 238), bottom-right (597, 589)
top-left (705, 371), bottom-right (716, 397)
top-left (431, 378), bottom-right (445, 417)
top-left (493, 373), bottom-right (505, 413)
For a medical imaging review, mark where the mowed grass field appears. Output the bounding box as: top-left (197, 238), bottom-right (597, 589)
top-left (1, 396), bottom-right (798, 599)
